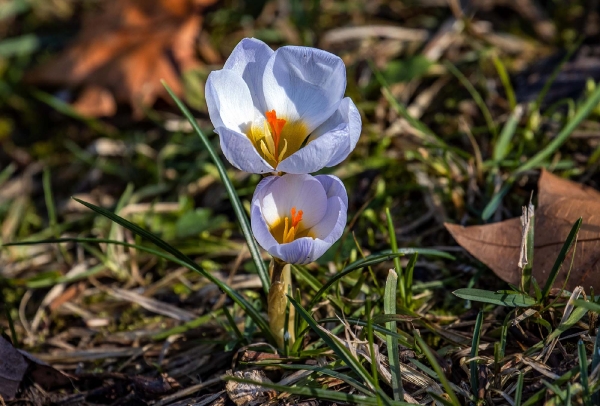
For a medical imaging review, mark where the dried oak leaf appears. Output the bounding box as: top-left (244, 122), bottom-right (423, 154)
top-left (446, 170), bottom-right (600, 292)
top-left (26, 0), bottom-right (218, 118)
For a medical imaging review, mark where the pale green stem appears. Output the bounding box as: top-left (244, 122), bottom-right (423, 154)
top-left (268, 259), bottom-right (295, 349)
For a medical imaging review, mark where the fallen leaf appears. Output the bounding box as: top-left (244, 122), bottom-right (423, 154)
top-left (0, 336), bottom-right (71, 400)
top-left (0, 336), bottom-right (29, 400)
top-left (446, 170), bottom-right (600, 292)
top-left (26, 0), bottom-right (219, 118)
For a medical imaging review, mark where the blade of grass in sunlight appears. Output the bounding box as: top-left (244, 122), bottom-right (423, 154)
top-left (541, 218), bottom-right (582, 299)
top-left (385, 208), bottom-right (405, 306)
top-left (493, 106), bottom-right (523, 164)
top-left (384, 269), bottom-right (403, 401)
top-left (162, 80), bottom-right (270, 294)
top-left (491, 53), bottom-right (517, 110)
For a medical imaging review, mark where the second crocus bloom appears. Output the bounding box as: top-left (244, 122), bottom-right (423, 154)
top-left (206, 38), bottom-right (361, 174)
top-left (251, 173), bottom-right (347, 264)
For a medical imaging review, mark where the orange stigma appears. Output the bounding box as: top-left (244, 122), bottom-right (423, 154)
top-left (290, 207), bottom-right (303, 228)
top-left (282, 206), bottom-right (304, 243)
top-left (265, 110), bottom-right (286, 153)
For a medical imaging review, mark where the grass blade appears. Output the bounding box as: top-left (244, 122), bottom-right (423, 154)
top-left (514, 371), bottom-right (524, 406)
top-left (445, 61), bottom-right (497, 138)
top-left (385, 208), bottom-right (405, 305)
top-left (491, 53), bottom-right (517, 110)
top-left (414, 334), bottom-right (462, 405)
top-left (541, 218), bottom-right (582, 299)
top-left (384, 269), bottom-right (404, 401)
top-left (271, 363), bottom-right (373, 395)
top-left (592, 327), bottom-right (600, 405)
top-left (162, 81), bottom-right (270, 294)
top-left (493, 106), bottom-right (523, 163)
top-left (470, 311), bottom-right (483, 400)
top-left (578, 340), bottom-right (591, 406)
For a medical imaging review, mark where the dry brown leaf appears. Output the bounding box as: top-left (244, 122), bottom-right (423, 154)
top-left (446, 170), bottom-right (600, 292)
top-left (26, 0), bottom-right (219, 118)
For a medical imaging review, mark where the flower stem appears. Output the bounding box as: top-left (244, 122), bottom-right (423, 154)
top-left (268, 259), bottom-right (295, 350)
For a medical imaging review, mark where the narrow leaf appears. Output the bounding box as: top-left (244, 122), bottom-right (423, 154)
top-left (453, 288), bottom-right (536, 307)
top-left (162, 81), bottom-right (270, 294)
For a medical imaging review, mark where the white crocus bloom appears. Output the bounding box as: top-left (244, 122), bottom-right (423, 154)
top-left (251, 174), bottom-right (347, 264)
top-left (206, 38), bottom-right (361, 174)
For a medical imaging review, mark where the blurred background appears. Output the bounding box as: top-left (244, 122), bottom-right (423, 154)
top-left (2, 0), bottom-right (600, 401)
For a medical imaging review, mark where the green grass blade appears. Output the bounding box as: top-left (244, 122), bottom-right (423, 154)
top-left (414, 334), bottom-right (461, 405)
top-left (592, 327), bottom-right (600, 405)
top-left (453, 288), bottom-right (536, 307)
top-left (514, 371), bottom-right (524, 406)
top-left (470, 311), bottom-right (483, 399)
top-left (385, 208), bottom-right (405, 305)
top-left (493, 106), bottom-right (523, 163)
top-left (541, 218), bottom-right (582, 299)
top-left (491, 54), bottom-right (517, 110)
top-left (445, 61), bottom-right (497, 138)
top-left (384, 269), bottom-right (404, 401)
top-left (516, 82), bottom-right (600, 174)
top-left (481, 182), bottom-right (511, 221)
top-left (162, 81), bottom-right (270, 294)
top-left (578, 339), bottom-right (591, 406)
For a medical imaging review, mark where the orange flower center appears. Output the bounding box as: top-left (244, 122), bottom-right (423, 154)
top-left (265, 110), bottom-right (286, 155)
top-left (282, 207), bottom-right (303, 243)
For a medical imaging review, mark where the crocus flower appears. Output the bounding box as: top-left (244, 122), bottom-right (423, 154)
top-left (206, 38), bottom-right (361, 174)
top-left (251, 173), bottom-right (348, 264)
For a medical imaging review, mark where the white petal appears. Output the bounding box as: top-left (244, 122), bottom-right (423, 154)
top-left (262, 46), bottom-right (346, 132)
top-left (276, 128), bottom-right (345, 174)
top-left (310, 196), bottom-right (347, 242)
top-left (251, 194), bottom-right (279, 253)
top-left (262, 174), bottom-right (327, 229)
top-left (315, 175), bottom-right (348, 208)
top-left (309, 98), bottom-right (362, 167)
top-left (271, 238), bottom-right (316, 264)
top-left (217, 127), bottom-right (273, 173)
top-left (206, 70), bottom-right (255, 132)
top-left (223, 38), bottom-right (273, 113)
